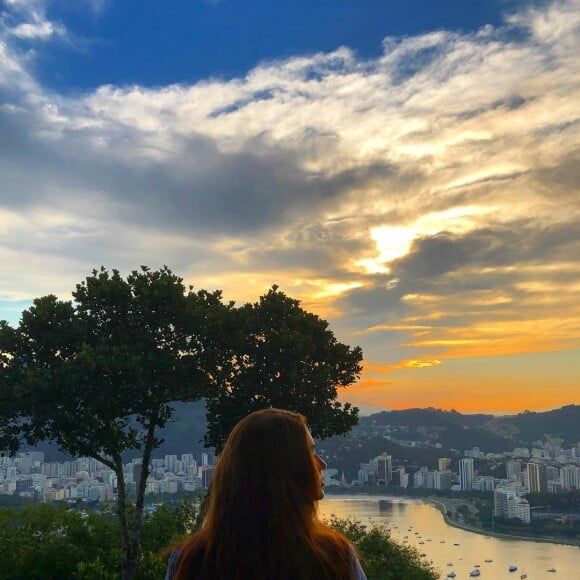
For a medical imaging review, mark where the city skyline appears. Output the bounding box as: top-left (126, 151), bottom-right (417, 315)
top-left (1, 0), bottom-right (579, 414)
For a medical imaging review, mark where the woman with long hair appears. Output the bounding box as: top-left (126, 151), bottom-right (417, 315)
top-left (165, 408), bottom-right (366, 579)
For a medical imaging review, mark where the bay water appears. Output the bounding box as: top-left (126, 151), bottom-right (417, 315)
top-left (318, 497), bottom-right (579, 579)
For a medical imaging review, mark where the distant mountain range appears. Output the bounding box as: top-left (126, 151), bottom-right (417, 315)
top-left (27, 403), bottom-right (580, 462)
top-left (356, 405), bottom-right (580, 450)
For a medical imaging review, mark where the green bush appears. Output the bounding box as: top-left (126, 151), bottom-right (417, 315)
top-left (0, 503), bottom-right (122, 579)
top-left (0, 500), bottom-right (194, 579)
top-left (0, 501), bottom-right (437, 579)
top-left (329, 517), bottom-right (438, 580)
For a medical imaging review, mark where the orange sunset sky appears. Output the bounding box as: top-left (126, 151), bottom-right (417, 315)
top-left (0, 0), bottom-right (578, 415)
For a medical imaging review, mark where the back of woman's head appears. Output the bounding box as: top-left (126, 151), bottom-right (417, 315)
top-left (174, 408), bottom-right (354, 580)
top-left (209, 408), bottom-right (319, 526)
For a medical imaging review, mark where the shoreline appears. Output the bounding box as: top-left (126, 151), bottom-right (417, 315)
top-left (323, 493), bottom-right (580, 547)
top-left (422, 498), bottom-right (580, 547)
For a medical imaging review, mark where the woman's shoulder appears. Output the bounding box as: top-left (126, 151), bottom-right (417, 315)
top-left (347, 544), bottom-right (367, 580)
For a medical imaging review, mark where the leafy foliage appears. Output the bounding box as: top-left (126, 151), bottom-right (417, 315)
top-left (329, 517), bottom-right (438, 580)
top-left (0, 501), bottom-right (437, 580)
top-left (0, 503), bottom-right (121, 580)
top-left (0, 266), bottom-right (231, 579)
top-left (0, 268), bottom-right (364, 578)
top-left (204, 286), bottom-right (362, 451)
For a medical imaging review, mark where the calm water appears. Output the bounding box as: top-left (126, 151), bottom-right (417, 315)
top-left (318, 497), bottom-right (579, 579)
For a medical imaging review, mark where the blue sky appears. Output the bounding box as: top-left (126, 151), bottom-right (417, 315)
top-left (0, 0), bottom-right (578, 413)
top-left (24, 0), bottom-right (514, 90)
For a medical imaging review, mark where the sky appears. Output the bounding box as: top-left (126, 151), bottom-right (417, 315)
top-left (1, 0), bottom-right (579, 415)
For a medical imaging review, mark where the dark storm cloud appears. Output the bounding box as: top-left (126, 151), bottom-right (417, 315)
top-left (392, 220), bottom-right (579, 281)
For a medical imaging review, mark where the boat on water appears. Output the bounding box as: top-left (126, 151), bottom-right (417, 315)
top-left (453, 543), bottom-right (460, 546)
top-left (484, 559), bottom-right (493, 563)
top-left (548, 568), bottom-right (556, 573)
top-left (447, 562), bottom-right (453, 566)
top-left (469, 570), bottom-right (481, 577)
top-left (446, 572), bottom-right (456, 578)
top-left (509, 564), bottom-right (518, 572)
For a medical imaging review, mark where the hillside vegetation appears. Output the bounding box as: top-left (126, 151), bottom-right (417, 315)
top-left (0, 500), bottom-right (436, 579)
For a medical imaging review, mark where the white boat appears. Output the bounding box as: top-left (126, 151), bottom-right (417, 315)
top-left (469, 571), bottom-right (480, 577)
top-left (509, 564), bottom-right (518, 572)
top-left (447, 562), bottom-right (453, 566)
top-left (548, 568), bottom-right (556, 573)
top-left (446, 573), bottom-right (456, 578)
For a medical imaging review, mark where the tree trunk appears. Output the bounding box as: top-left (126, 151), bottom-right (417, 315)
top-left (130, 416), bottom-right (158, 575)
top-left (194, 482), bottom-right (211, 531)
top-left (115, 458), bottom-right (138, 580)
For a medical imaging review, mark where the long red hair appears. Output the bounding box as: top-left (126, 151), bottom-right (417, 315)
top-left (173, 408), bottom-right (356, 579)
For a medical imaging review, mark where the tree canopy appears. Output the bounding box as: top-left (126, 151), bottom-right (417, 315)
top-left (0, 267), bottom-right (363, 579)
top-left (0, 266), bottom-right (231, 579)
top-left (204, 285), bottom-right (362, 451)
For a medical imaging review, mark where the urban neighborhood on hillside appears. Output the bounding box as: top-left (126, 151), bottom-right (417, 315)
top-left (3, 433), bottom-right (579, 529)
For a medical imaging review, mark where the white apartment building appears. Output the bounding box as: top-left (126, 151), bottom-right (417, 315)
top-left (560, 465), bottom-right (580, 491)
top-left (494, 489), bottom-right (531, 524)
top-left (459, 458), bottom-right (474, 491)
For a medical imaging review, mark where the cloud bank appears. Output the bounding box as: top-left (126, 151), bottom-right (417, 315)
top-left (1, 0), bottom-right (578, 410)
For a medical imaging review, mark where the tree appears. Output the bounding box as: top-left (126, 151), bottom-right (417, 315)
top-left (1, 270), bottom-right (364, 578)
top-left (203, 286), bottom-right (362, 452)
top-left (0, 267), bottom-right (231, 580)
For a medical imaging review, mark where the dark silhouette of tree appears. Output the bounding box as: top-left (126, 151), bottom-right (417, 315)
top-left (0, 270), bottom-right (364, 579)
top-left (0, 266), bottom-right (231, 580)
top-left (204, 286), bottom-right (362, 452)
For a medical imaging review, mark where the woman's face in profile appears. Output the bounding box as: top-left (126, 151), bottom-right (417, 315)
top-left (306, 428), bottom-right (327, 500)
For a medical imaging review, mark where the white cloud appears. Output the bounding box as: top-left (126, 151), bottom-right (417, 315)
top-left (0, 0), bottom-right (578, 372)
top-left (1, 0), bottom-right (67, 43)
top-left (10, 19), bottom-right (63, 39)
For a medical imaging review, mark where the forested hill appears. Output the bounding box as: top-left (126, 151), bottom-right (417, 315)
top-left (356, 405), bottom-right (580, 450)
top-left (28, 404), bottom-right (579, 462)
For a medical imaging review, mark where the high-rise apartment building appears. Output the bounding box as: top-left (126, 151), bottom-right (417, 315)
top-left (506, 460), bottom-right (522, 480)
top-left (494, 489), bottom-right (530, 524)
top-left (438, 457), bottom-right (451, 471)
top-left (375, 454), bottom-right (392, 485)
top-left (527, 462), bottom-right (548, 493)
top-left (560, 465), bottom-right (580, 491)
top-left (164, 455), bottom-right (177, 473)
top-left (459, 458), bottom-right (474, 491)
top-left (201, 466), bottom-right (214, 489)
top-left (434, 470), bottom-right (453, 490)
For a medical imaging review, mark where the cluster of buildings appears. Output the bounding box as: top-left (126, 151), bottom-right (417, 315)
top-left (333, 439), bottom-right (580, 526)
top-left (0, 451), bottom-right (216, 503)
